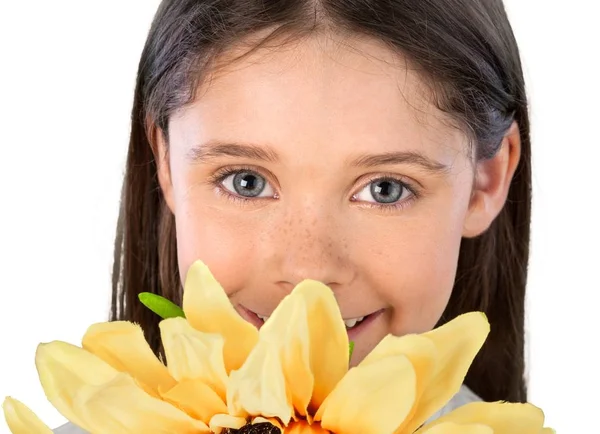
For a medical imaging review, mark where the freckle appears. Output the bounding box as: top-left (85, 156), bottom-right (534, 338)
top-left (280, 217), bottom-right (290, 235)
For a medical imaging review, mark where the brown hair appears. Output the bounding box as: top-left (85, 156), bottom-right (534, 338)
top-left (111, 0), bottom-right (530, 403)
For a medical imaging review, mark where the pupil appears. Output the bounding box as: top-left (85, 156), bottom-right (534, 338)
top-left (233, 172), bottom-right (265, 197)
top-left (376, 182), bottom-right (391, 196)
top-left (371, 179), bottom-right (403, 203)
top-left (240, 175), bottom-right (255, 189)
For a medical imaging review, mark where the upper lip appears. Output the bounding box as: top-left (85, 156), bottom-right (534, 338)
top-left (247, 306), bottom-right (381, 321)
top-left (343, 315), bottom-right (367, 320)
top-left (343, 309), bottom-right (384, 320)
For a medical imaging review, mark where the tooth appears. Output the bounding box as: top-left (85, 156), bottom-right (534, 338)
top-left (344, 319), bottom-right (358, 328)
top-left (257, 314), bottom-right (269, 322)
top-left (344, 316), bottom-right (365, 328)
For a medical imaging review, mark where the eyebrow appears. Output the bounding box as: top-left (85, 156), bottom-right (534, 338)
top-left (187, 140), bottom-right (449, 173)
top-left (186, 141), bottom-right (279, 163)
top-left (350, 151), bottom-right (450, 173)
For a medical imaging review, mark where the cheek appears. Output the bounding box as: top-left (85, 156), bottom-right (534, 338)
top-left (172, 196), bottom-right (262, 295)
top-left (362, 195), bottom-right (470, 335)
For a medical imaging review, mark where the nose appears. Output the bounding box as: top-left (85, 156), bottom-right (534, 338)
top-left (263, 204), bottom-right (355, 289)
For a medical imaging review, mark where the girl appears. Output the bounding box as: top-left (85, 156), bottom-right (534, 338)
top-left (57, 0), bottom-right (530, 431)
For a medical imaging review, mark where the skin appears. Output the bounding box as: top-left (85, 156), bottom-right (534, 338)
top-left (156, 33), bottom-right (521, 365)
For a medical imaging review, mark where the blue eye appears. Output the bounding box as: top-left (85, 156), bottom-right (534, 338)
top-left (354, 178), bottom-right (412, 204)
top-left (221, 171), bottom-right (275, 198)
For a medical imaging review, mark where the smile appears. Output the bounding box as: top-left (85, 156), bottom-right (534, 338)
top-left (239, 305), bottom-right (384, 335)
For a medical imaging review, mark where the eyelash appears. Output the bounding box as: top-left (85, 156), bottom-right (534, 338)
top-left (208, 166), bottom-right (275, 206)
top-left (352, 174), bottom-right (420, 213)
top-left (207, 166), bottom-right (420, 211)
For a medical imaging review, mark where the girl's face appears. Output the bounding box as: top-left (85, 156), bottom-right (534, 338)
top-left (157, 35), bottom-right (516, 364)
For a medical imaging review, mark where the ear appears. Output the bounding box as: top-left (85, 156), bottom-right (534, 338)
top-left (150, 125), bottom-right (176, 214)
top-left (462, 121), bottom-right (521, 238)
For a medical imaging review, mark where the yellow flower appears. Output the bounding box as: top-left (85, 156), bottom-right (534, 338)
top-left (2, 261), bottom-right (259, 433)
top-left (203, 273), bottom-right (553, 434)
top-left (3, 261), bottom-right (553, 433)
top-left (2, 397), bottom-right (52, 434)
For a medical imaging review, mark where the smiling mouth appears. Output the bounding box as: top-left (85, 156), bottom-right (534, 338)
top-left (241, 306), bottom-right (382, 331)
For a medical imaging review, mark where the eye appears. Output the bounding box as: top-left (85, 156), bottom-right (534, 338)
top-left (221, 170), bottom-right (275, 198)
top-left (353, 177), bottom-right (413, 204)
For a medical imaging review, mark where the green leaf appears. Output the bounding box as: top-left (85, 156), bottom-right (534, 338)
top-left (138, 292), bottom-right (186, 320)
top-left (349, 341), bottom-right (355, 359)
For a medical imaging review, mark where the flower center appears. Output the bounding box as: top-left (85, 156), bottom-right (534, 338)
top-left (222, 422), bottom-right (281, 434)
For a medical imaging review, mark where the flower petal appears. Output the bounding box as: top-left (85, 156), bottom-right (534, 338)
top-left (35, 341), bottom-right (115, 429)
top-left (317, 355), bottom-right (416, 434)
top-left (418, 422), bottom-right (493, 434)
top-left (81, 321), bottom-right (176, 396)
top-left (182, 261), bottom-right (258, 372)
top-left (2, 397), bottom-right (52, 434)
top-left (35, 341), bottom-right (208, 433)
top-left (159, 317), bottom-right (228, 399)
top-left (259, 293), bottom-right (315, 417)
top-left (227, 340), bottom-right (292, 423)
top-left (287, 280), bottom-right (349, 411)
top-left (400, 312), bottom-right (490, 432)
top-left (419, 401), bottom-right (549, 433)
top-left (160, 378), bottom-right (227, 424)
top-left (227, 280), bottom-right (349, 422)
top-left (71, 373), bottom-right (210, 433)
top-left (360, 334), bottom-right (436, 367)
top-left (360, 333), bottom-right (436, 426)
top-left (209, 414), bottom-right (247, 433)
top-left (250, 289), bottom-right (313, 418)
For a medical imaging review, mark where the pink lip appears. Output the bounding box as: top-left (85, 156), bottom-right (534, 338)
top-left (237, 304), bottom-right (266, 329)
top-left (347, 309), bottom-right (384, 340)
top-left (238, 304), bottom-right (384, 337)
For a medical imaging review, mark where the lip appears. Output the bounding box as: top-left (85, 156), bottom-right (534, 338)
top-left (238, 304), bottom-right (384, 337)
top-left (346, 309), bottom-right (384, 340)
top-left (237, 304), bottom-right (268, 329)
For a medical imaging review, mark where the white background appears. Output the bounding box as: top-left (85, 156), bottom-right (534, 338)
top-left (0, 1), bottom-right (598, 432)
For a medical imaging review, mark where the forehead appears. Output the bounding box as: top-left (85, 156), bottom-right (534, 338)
top-left (170, 33), bottom-right (467, 162)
